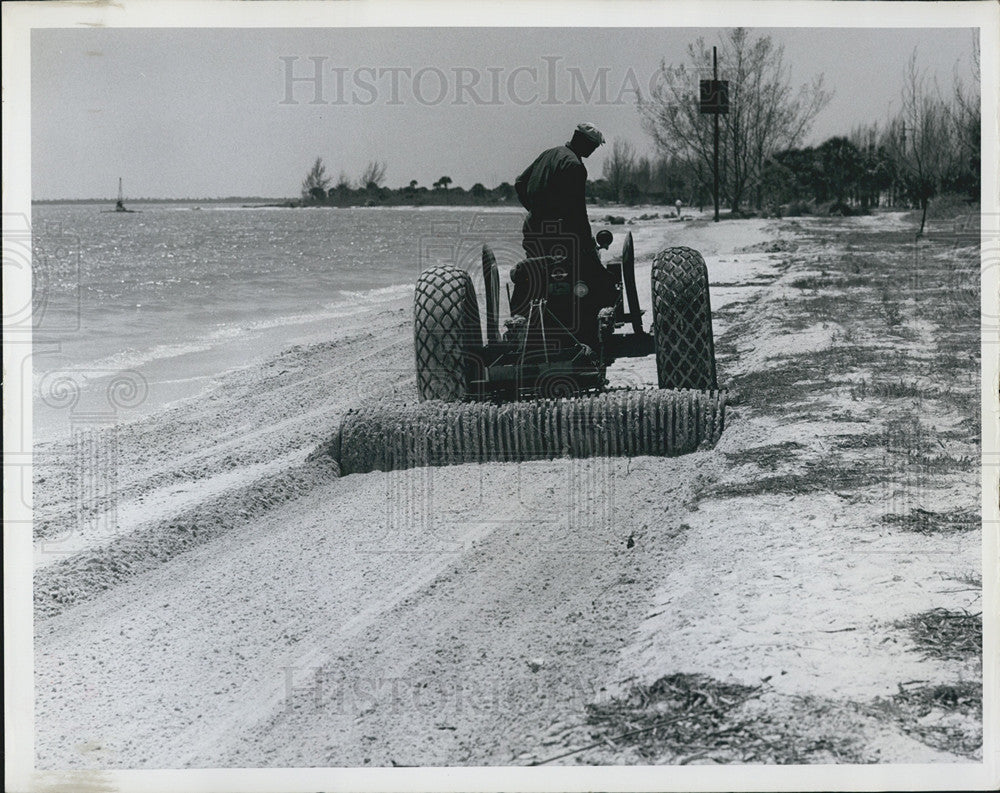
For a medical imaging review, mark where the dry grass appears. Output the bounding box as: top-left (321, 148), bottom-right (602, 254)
top-left (878, 287), bottom-right (904, 327)
top-left (723, 441), bottom-right (806, 471)
top-left (895, 608), bottom-right (982, 661)
top-left (580, 675), bottom-right (874, 764)
top-left (867, 681), bottom-right (983, 759)
top-left (737, 238), bottom-right (799, 254)
top-left (881, 508), bottom-right (980, 535)
top-left (832, 432), bottom-right (885, 450)
top-left (709, 455), bottom-right (883, 498)
top-left (724, 346), bottom-right (882, 410)
top-left (848, 379), bottom-right (930, 401)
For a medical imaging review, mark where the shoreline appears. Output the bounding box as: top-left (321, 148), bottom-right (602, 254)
top-left (31, 283), bottom-right (418, 445)
top-left (28, 203), bottom-right (704, 444)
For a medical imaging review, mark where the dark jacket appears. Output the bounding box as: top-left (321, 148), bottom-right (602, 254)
top-left (513, 144), bottom-right (616, 323)
top-left (515, 144), bottom-right (593, 242)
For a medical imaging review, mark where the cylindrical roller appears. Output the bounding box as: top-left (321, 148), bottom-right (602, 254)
top-left (332, 390), bottom-right (727, 475)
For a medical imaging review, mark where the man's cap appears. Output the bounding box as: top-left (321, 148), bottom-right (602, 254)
top-left (575, 122), bottom-right (605, 146)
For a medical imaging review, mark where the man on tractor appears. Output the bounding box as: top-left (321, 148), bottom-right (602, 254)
top-left (512, 122), bottom-right (619, 347)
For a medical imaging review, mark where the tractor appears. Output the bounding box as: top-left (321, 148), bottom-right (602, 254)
top-left (413, 229), bottom-right (718, 403)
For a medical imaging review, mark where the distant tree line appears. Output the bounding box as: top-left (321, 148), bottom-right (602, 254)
top-left (761, 47), bottom-right (979, 232)
top-left (298, 33), bottom-right (978, 229)
top-left (588, 138), bottom-right (711, 207)
top-left (298, 157), bottom-right (520, 207)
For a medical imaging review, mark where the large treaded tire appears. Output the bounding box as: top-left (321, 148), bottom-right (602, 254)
top-left (651, 247), bottom-right (717, 390)
top-left (414, 265), bottom-right (482, 401)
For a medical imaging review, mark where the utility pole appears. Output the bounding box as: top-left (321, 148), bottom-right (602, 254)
top-left (700, 46), bottom-right (728, 223)
top-left (713, 47), bottom-right (720, 223)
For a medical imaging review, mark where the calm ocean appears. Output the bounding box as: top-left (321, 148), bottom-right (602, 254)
top-left (30, 204), bottom-right (526, 440)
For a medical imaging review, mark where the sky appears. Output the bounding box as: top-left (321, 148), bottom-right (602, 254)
top-left (31, 25), bottom-right (979, 200)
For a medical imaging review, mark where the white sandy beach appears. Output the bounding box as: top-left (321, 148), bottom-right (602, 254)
top-left (32, 209), bottom-right (982, 767)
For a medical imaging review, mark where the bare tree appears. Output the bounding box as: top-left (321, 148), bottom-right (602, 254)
top-left (849, 121), bottom-right (896, 210)
top-left (301, 157), bottom-right (331, 200)
top-left (638, 28), bottom-right (831, 213)
top-left (359, 160), bottom-right (388, 189)
top-left (948, 33), bottom-right (980, 195)
top-left (886, 50), bottom-right (958, 235)
top-left (633, 155), bottom-right (653, 196)
top-left (601, 138), bottom-right (636, 202)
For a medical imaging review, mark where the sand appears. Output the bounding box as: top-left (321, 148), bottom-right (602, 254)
top-left (32, 208), bottom-right (984, 768)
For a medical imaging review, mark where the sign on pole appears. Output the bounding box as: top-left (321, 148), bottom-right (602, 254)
top-left (699, 79), bottom-right (730, 114)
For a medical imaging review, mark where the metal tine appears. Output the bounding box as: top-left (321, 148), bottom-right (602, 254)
top-left (651, 392), bottom-right (661, 456)
top-left (563, 399), bottom-right (575, 458)
top-left (626, 392), bottom-right (636, 457)
top-left (456, 403), bottom-right (467, 465)
top-left (667, 391), bottom-right (677, 455)
top-left (447, 402), bottom-right (458, 466)
top-left (526, 400), bottom-right (537, 462)
top-left (572, 399), bottom-right (584, 458)
top-left (631, 392), bottom-right (641, 457)
top-left (689, 391), bottom-right (698, 449)
top-left (472, 402), bottom-right (483, 463)
top-left (515, 401), bottom-right (525, 462)
top-left (458, 403), bottom-right (469, 464)
top-left (478, 401), bottom-right (487, 463)
top-left (602, 395), bottom-right (613, 459)
top-left (594, 396), bottom-right (604, 459)
top-left (499, 402), bottom-right (507, 461)
top-left (487, 403), bottom-right (498, 463)
top-left (655, 392), bottom-right (665, 455)
top-left (596, 395), bottom-right (607, 458)
top-left (431, 405), bottom-right (448, 466)
top-left (402, 406), bottom-right (412, 470)
top-left (639, 392), bottom-right (648, 456)
top-left (436, 403), bottom-right (448, 467)
top-left (536, 399), bottom-right (545, 459)
top-left (544, 399), bottom-right (555, 459)
top-left (594, 396), bottom-right (604, 458)
top-left (678, 391), bottom-right (688, 453)
top-left (695, 391), bottom-right (704, 447)
top-left (467, 402), bottom-right (477, 463)
top-left (549, 399), bottom-right (558, 460)
top-left (451, 403), bottom-right (461, 465)
top-left (610, 395), bottom-right (620, 457)
top-left (583, 398), bottom-right (592, 458)
top-left (627, 392), bottom-right (635, 457)
top-left (501, 402), bottom-right (510, 463)
top-left (557, 398), bottom-right (568, 457)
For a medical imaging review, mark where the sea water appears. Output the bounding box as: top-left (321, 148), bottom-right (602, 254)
top-left (30, 204), bottom-right (527, 441)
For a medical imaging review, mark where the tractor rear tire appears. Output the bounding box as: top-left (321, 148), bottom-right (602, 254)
top-left (651, 247), bottom-right (717, 390)
top-left (414, 265), bottom-right (483, 401)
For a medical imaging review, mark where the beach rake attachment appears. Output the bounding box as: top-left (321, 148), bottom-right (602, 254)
top-left (330, 389), bottom-right (726, 476)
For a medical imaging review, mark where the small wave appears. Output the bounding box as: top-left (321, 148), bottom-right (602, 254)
top-left (336, 283), bottom-right (415, 303)
top-left (54, 282), bottom-right (414, 375)
top-left (67, 339), bottom-right (220, 375)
